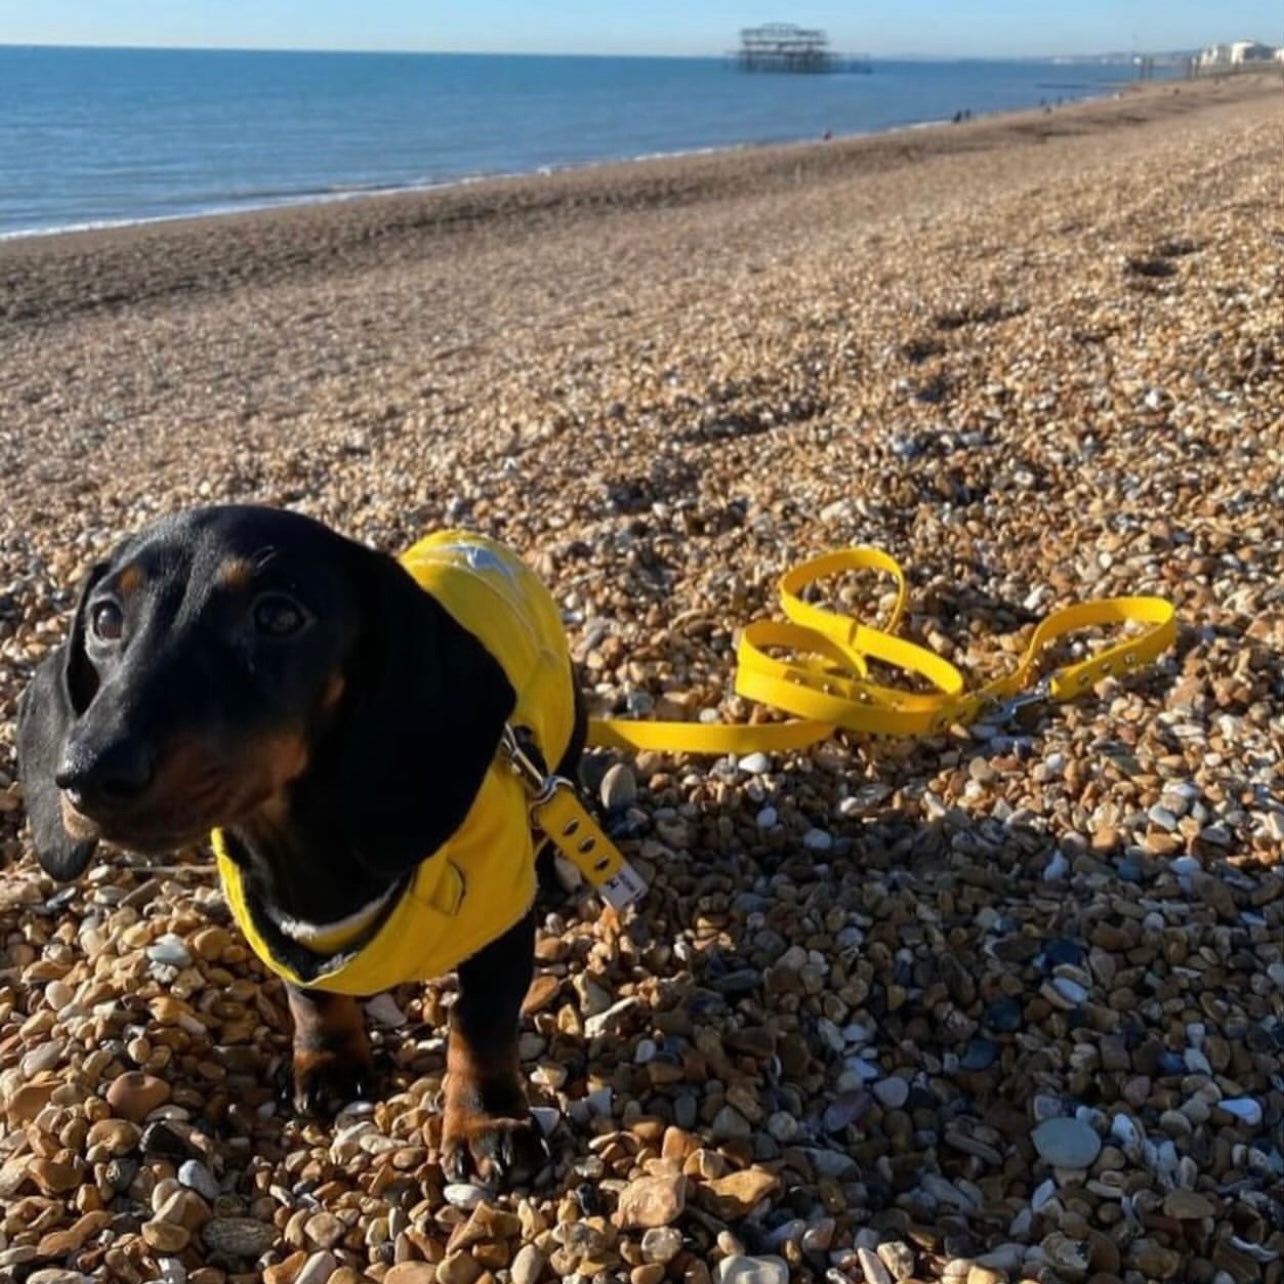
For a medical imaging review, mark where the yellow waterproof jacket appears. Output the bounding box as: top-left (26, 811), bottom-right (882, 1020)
top-left (214, 531), bottom-right (574, 995)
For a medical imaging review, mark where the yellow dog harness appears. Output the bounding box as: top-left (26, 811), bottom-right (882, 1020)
top-left (216, 536), bottom-right (1175, 996)
top-left (215, 530), bottom-right (593, 995)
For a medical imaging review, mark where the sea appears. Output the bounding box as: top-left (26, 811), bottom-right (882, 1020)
top-left (0, 45), bottom-right (1149, 239)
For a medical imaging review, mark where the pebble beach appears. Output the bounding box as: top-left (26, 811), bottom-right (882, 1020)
top-left (0, 69), bottom-right (1281, 1284)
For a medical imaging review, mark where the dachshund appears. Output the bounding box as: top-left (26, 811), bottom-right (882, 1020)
top-left (16, 505), bottom-right (587, 1186)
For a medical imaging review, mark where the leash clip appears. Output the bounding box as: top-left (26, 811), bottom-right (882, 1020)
top-left (500, 724), bottom-right (557, 799)
top-left (499, 724), bottom-right (648, 910)
top-left (993, 674), bottom-right (1055, 724)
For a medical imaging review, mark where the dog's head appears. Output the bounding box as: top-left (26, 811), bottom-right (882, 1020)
top-left (17, 505), bottom-right (513, 880)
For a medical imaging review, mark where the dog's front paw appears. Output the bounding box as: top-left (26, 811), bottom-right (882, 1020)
top-left (285, 987), bottom-right (376, 1117)
top-left (290, 1042), bottom-right (377, 1117)
top-left (441, 1101), bottom-right (549, 1187)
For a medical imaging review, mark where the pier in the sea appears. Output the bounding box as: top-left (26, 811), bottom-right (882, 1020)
top-left (736, 23), bottom-right (835, 72)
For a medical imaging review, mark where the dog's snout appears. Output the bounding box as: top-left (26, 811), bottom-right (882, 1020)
top-left (56, 738), bottom-right (157, 811)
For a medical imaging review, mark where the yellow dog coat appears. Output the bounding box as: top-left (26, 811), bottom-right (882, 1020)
top-left (214, 530), bottom-right (575, 995)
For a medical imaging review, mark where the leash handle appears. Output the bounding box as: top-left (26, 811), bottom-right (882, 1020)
top-left (588, 547), bottom-right (1176, 753)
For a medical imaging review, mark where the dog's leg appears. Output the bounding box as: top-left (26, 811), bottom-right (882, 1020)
top-left (286, 985), bottom-right (376, 1116)
top-left (442, 905), bottom-right (546, 1185)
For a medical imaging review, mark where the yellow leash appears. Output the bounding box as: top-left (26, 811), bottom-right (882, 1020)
top-left (587, 546), bottom-right (1177, 753)
top-left (507, 547), bottom-right (1176, 910)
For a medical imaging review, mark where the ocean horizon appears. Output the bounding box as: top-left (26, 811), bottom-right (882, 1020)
top-left (0, 45), bottom-right (1152, 239)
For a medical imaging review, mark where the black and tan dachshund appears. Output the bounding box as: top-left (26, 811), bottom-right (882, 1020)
top-left (17, 505), bottom-right (587, 1185)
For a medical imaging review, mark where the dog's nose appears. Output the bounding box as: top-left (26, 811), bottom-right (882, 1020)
top-left (56, 740), bottom-right (157, 812)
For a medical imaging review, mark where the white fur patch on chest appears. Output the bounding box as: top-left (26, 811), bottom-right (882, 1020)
top-left (264, 884), bottom-right (397, 948)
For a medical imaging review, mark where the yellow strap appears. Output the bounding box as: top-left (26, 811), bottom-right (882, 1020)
top-left (588, 547), bottom-right (1176, 755)
top-left (531, 782), bottom-right (647, 909)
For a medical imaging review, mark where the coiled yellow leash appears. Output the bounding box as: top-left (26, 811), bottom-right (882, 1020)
top-left (589, 546), bottom-right (1178, 752)
top-left (507, 547), bottom-right (1177, 908)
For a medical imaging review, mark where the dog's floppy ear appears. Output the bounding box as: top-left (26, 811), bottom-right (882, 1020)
top-left (16, 561), bottom-right (109, 879)
top-left (334, 548), bottom-right (516, 878)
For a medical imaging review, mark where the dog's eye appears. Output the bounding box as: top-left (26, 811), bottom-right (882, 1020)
top-left (252, 593), bottom-right (308, 638)
top-left (90, 601), bottom-right (124, 642)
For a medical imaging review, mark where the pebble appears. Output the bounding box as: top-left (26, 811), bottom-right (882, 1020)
top-left (87, 1118), bottom-right (141, 1156)
top-left (872, 1077), bottom-right (910, 1110)
top-left (1219, 1098), bottom-right (1263, 1127)
top-left (703, 1168), bottom-right (778, 1217)
top-left (1042, 849), bottom-right (1069, 881)
top-left (711, 1104), bottom-right (753, 1140)
top-left (384, 1268), bottom-right (438, 1284)
top-left (673, 1094), bottom-right (699, 1130)
top-left (1164, 1189), bottom-right (1217, 1219)
top-left (983, 995), bottom-right (1024, 1032)
top-left (201, 1219), bottom-right (276, 1258)
top-left (715, 1256), bottom-right (790, 1284)
top-left (1131, 1240), bottom-right (1183, 1279)
top-left (105, 1071), bottom-right (172, 1123)
top-left (600, 762), bottom-right (638, 809)
top-left (1047, 976), bottom-right (1089, 1007)
top-left (822, 1090), bottom-right (870, 1132)
top-left (442, 1183), bottom-right (487, 1209)
top-left (435, 1254), bottom-right (482, 1284)
top-left (583, 996), bottom-right (641, 1038)
top-left (530, 1105), bottom-right (561, 1136)
top-left (303, 1210), bottom-right (344, 1249)
top-left (142, 1220), bottom-right (191, 1253)
top-left (877, 1241), bottom-right (917, 1280)
top-left (146, 934), bottom-right (193, 966)
top-left (510, 1245), bottom-right (545, 1284)
top-left (364, 993), bottom-right (406, 1026)
top-left (615, 1174), bottom-right (687, 1228)
top-left (959, 1036), bottom-right (998, 1071)
top-left (21, 1041), bottom-right (64, 1075)
top-left (856, 1246), bottom-right (895, 1284)
top-left (641, 1225), bottom-right (684, 1263)
top-left (767, 1110), bottom-right (800, 1142)
top-left (1032, 1117), bottom-right (1102, 1169)
top-left (178, 1159), bottom-right (220, 1201)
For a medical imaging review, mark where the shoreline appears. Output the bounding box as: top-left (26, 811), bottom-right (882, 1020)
top-left (0, 75), bottom-right (1158, 248)
top-left (0, 57), bottom-right (1162, 245)
top-left (4, 70), bottom-right (1277, 334)
top-left (0, 146), bottom-right (740, 247)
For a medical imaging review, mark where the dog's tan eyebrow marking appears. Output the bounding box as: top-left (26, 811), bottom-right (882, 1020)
top-left (116, 564), bottom-right (147, 597)
top-left (322, 672), bottom-right (346, 712)
top-left (216, 558), bottom-right (256, 591)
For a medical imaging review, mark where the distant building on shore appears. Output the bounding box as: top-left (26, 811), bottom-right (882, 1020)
top-left (1196, 38), bottom-right (1277, 68)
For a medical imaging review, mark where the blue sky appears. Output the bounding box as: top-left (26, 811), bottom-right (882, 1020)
top-left (1, 1), bottom-right (1280, 58)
